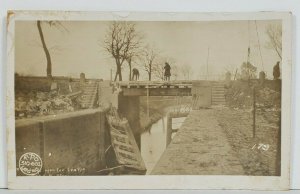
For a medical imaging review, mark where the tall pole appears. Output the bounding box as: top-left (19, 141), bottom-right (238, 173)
top-left (255, 20), bottom-right (265, 71)
top-left (247, 20), bottom-right (251, 86)
top-left (252, 87), bottom-right (256, 138)
top-left (206, 47), bottom-right (210, 80)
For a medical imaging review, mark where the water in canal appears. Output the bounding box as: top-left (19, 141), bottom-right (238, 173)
top-left (141, 116), bottom-right (186, 174)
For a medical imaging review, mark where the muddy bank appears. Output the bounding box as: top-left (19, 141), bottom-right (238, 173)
top-left (215, 108), bottom-right (280, 176)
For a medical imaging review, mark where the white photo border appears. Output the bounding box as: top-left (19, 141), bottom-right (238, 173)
top-left (6, 11), bottom-right (292, 190)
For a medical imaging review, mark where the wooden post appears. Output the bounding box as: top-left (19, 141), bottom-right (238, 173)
top-left (80, 73), bottom-right (86, 89)
top-left (166, 114), bottom-right (172, 147)
top-left (253, 87), bottom-right (256, 138)
top-left (275, 120), bottom-right (281, 176)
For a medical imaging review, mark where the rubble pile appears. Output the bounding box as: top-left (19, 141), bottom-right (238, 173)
top-left (225, 86), bottom-right (253, 108)
top-left (15, 91), bottom-right (79, 119)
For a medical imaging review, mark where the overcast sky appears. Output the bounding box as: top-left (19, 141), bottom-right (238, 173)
top-left (15, 20), bottom-right (281, 80)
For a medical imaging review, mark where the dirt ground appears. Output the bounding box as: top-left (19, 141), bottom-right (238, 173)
top-left (215, 107), bottom-right (280, 176)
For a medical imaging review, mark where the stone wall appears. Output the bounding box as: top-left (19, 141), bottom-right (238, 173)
top-left (16, 120), bottom-right (43, 176)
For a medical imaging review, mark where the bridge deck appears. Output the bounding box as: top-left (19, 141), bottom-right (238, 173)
top-left (116, 80), bottom-right (194, 88)
top-left (151, 109), bottom-right (245, 175)
top-left (116, 81), bottom-right (193, 96)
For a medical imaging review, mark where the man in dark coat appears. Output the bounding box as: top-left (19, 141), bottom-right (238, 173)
top-left (164, 62), bottom-right (171, 81)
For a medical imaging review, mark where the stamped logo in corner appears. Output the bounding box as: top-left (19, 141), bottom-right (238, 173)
top-left (19, 152), bottom-right (43, 176)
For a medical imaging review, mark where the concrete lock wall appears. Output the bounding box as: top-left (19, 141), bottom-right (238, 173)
top-left (15, 109), bottom-right (106, 176)
top-left (191, 81), bottom-right (212, 108)
top-left (15, 120), bottom-right (44, 176)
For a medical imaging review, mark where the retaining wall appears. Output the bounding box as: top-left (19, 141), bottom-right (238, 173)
top-left (15, 109), bottom-right (107, 176)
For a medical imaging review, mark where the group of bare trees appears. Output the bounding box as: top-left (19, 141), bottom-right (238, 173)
top-left (103, 21), bottom-right (180, 81)
top-left (140, 46), bottom-right (157, 81)
top-left (103, 22), bottom-right (142, 81)
top-left (103, 21), bottom-right (282, 82)
top-left (35, 21), bottom-right (281, 81)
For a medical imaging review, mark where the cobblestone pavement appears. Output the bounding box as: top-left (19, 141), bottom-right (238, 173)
top-left (151, 109), bottom-right (245, 175)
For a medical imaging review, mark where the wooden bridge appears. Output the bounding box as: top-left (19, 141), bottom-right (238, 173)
top-left (80, 80), bottom-right (226, 116)
top-left (116, 81), bottom-right (193, 96)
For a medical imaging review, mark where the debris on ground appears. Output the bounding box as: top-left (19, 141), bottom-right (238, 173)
top-left (15, 91), bottom-right (80, 119)
top-left (225, 81), bottom-right (281, 109)
top-left (256, 87), bottom-right (281, 109)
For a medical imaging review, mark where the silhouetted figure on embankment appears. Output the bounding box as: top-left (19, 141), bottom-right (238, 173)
top-left (273, 61), bottom-right (280, 80)
top-left (164, 62), bottom-right (171, 81)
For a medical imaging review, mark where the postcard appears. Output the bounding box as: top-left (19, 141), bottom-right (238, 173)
top-left (6, 11), bottom-right (292, 190)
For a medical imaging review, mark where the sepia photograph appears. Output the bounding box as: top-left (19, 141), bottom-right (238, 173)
top-left (6, 11), bottom-right (292, 190)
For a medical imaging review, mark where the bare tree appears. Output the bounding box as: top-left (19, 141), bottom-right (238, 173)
top-left (37, 21), bottom-right (67, 78)
top-left (104, 21), bottom-right (142, 81)
top-left (140, 45), bottom-right (158, 81)
top-left (265, 24), bottom-right (282, 60)
top-left (239, 61), bottom-right (257, 80)
top-left (124, 29), bottom-right (143, 81)
top-left (152, 62), bottom-right (165, 81)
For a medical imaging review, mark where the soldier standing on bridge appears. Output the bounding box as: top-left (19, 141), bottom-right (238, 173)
top-left (164, 62), bottom-right (171, 81)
